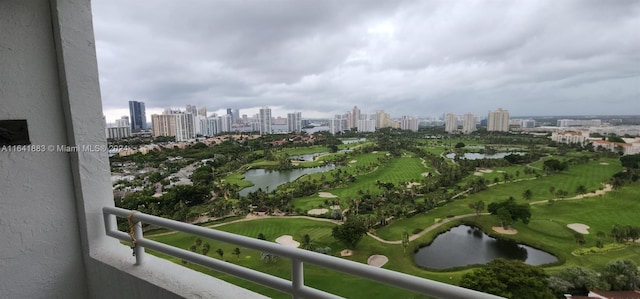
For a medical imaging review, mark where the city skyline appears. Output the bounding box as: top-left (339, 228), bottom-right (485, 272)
top-left (94, 1), bottom-right (640, 123)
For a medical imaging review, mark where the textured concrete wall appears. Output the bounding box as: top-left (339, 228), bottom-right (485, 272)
top-left (0, 1), bottom-right (267, 298)
top-left (0, 1), bottom-right (89, 298)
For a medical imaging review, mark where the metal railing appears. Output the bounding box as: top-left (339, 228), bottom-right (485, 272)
top-left (103, 207), bottom-right (503, 299)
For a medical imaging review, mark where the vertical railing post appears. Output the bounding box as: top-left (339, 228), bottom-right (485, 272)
top-left (133, 220), bottom-right (145, 265)
top-left (291, 259), bottom-right (304, 298)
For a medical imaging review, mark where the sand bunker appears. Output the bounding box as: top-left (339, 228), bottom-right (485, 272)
top-left (367, 255), bottom-right (389, 267)
top-left (372, 151), bottom-right (378, 153)
top-left (340, 249), bottom-right (353, 256)
top-left (567, 223), bottom-right (590, 234)
top-left (319, 192), bottom-right (338, 198)
top-left (479, 169), bottom-right (493, 173)
top-left (349, 160), bottom-right (357, 163)
top-left (307, 208), bottom-right (329, 215)
top-left (406, 182), bottom-right (421, 188)
top-left (492, 226), bottom-right (518, 235)
top-left (275, 235), bottom-right (300, 248)
top-left (421, 172), bottom-right (430, 177)
top-left (474, 172), bottom-right (484, 176)
top-left (600, 162), bottom-right (609, 165)
top-left (330, 205), bottom-right (341, 210)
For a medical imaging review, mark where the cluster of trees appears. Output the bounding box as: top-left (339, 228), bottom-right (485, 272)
top-left (487, 197), bottom-right (531, 228)
top-left (610, 225), bottom-right (640, 243)
top-left (549, 261), bottom-right (640, 296)
top-left (117, 184), bottom-right (210, 221)
top-left (462, 259), bottom-right (640, 298)
top-left (543, 159), bottom-right (569, 173)
top-left (331, 216), bottom-right (368, 249)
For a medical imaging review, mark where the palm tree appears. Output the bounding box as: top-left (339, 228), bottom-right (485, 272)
top-left (401, 231), bottom-right (410, 253)
top-left (522, 189), bottom-right (532, 201)
top-left (469, 200), bottom-right (485, 216)
top-left (216, 248), bottom-right (224, 259)
top-left (232, 247), bottom-right (241, 261)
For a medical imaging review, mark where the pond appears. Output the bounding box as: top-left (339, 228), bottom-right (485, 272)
top-left (239, 164), bottom-right (336, 196)
top-left (445, 152), bottom-right (525, 160)
top-left (340, 138), bottom-right (367, 144)
top-left (289, 152), bottom-right (328, 162)
top-left (414, 225), bottom-right (557, 269)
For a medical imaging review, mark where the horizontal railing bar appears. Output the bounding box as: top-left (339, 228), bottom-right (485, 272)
top-left (103, 207), bottom-right (503, 299)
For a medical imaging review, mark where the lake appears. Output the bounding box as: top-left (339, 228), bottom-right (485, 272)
top-left (413, 225), bottom-right (557, 269)
top-left (445, 152), bottom-right (525, 160)
top-left (239, 165), bottom-right (336, 196)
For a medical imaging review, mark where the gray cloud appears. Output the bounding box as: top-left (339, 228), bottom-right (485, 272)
top-left (93, 0), bottom-right (640, 121)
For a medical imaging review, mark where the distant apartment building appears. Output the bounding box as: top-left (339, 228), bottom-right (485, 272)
top-left (106, 127), bottom-right (131, 140)
top-left (462, 113), bottom-right (477, 134)
top-left (400, 116), bottom-right (419, 132)
top-left (445, 113), bottom-right (458, 133)
top-left (287, 112), bottom-right (302, 133)
top-left (520, 119), bottom-right (536, 128)
top-left (128, 100), bottom-right (147, 131)
top-left (551, 131), bottom-right (589, 144)
top-left (557, 119), bottom-right (602, 127)
top-left (487, 108), bottom-right (510, 132)
top-left (185, 104), bottom-right (198, 116)
top-left (357, 115), bottom-right (376, 132)
top-left (376, 110), bottom-right (393, 129)
top-left (259, 107), bottom-right (272, 135)
top-left (197, 107), bottom-right (207, 117)
top-left (220, 114), bottom-right (233, 133)
top-left (330, 114), bottom-right (349, 134)
top-left (589, 126), bottom-right (640, 137)
top-left (151, 111), bottom-right (195, 141)
top-left (350, 106), bottom-right (361, 129)
top-left (115, 116), bottom-right (130, 128)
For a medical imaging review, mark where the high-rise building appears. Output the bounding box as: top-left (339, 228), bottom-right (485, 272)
top-left (151, 111), bottom-right (195, 141)
top-left (376, 110), bottom-right (392, 129)
top-left (197, 107), bottom-right (207, 117)
top-left (520, 119), bottom-right (536, 128)
top-left (330, 114), bottom-right (349, 135)
top-left (487, 108), bottom-right (510, 132)
top-left (207, 117), bottom-right (221, 136)
top-left (151, 114), bottom-right (176, 138)
top-left (351, 106), bottom-right (361, 129)
top-left (445, 113), bottom-right (458, 133)
top-left (186, 104), bottom-right (197, 115)
top-left (115, 116), bottom-right (130, 128)
top-left (220, 114), bottom-right (232, 133)
top-left (357, 114), bottom-right (376, 132)
top-left (287, 112), bottom-right (302, 133)
top-left (106, 127), bottom-right (131, 140)
top-left (232, 109), bottom-right (240, 123)
top-left (401, 116), bottom-right (419, 132)
top-left (462, 113), bottom-right (477, 134)
top-left (128, 100), bottom-right (146, 131)
top-left (259, 107), bottom-right (272, 135)
top-left (174, 112), bottom-right (195, 141)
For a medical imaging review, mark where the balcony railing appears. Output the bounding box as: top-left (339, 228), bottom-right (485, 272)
top-left (103, 207), bottom-right (504, 299)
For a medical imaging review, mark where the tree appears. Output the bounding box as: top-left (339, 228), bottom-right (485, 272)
top-left (301, 234), bottom-right (314, 250)
top-left (257, 233), bottom-right (266, 240)
top-left (496, 207), bottom-right (513, 229)
top-left (543, 159), bottom-right (568, 173)
top-left (603, 260), bottom-right (640, 291)
top-left (522, 189), bottom-right (532, 200)
top-left (260, 252), bottom-right (279, 263)
top-left (468, 200), bottom-right (485, 216)
top-left (232, 247), bottom-right (241, 261)
top-left (576, 185), bottom-right (587, 195)
top-left (460, 259), bottom-right (554, 299)
top-left (202, 243), bottom-right (210, 255)
top-left (216, 248), bottom-right (224, 259)
top-left (455, 142), bottom-right (465, 148)
top-left (488, 197), bottom-right (531, 226)
top-left (401, 231), bottom-right (410, 253)
top-left (331, 216), bottom-right (367, 249)
top-left (549, 266), bottom-right (607, 297)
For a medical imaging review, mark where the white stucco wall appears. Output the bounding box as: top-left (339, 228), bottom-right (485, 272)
top-left (0, 1), bottom-right (89, 298)
top-left (1, 1), bottom-right (267, 298)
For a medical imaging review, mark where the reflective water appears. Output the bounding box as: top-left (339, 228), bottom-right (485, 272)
top-left (445, 152), bottom-right (525, 160)
top-left (414, 225), bottom-right (557, 269)
top-left (239, 165), bottom-right (336, 196)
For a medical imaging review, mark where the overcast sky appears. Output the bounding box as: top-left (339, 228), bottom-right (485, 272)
top-left (92, 0), bottom-right (640, 123)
